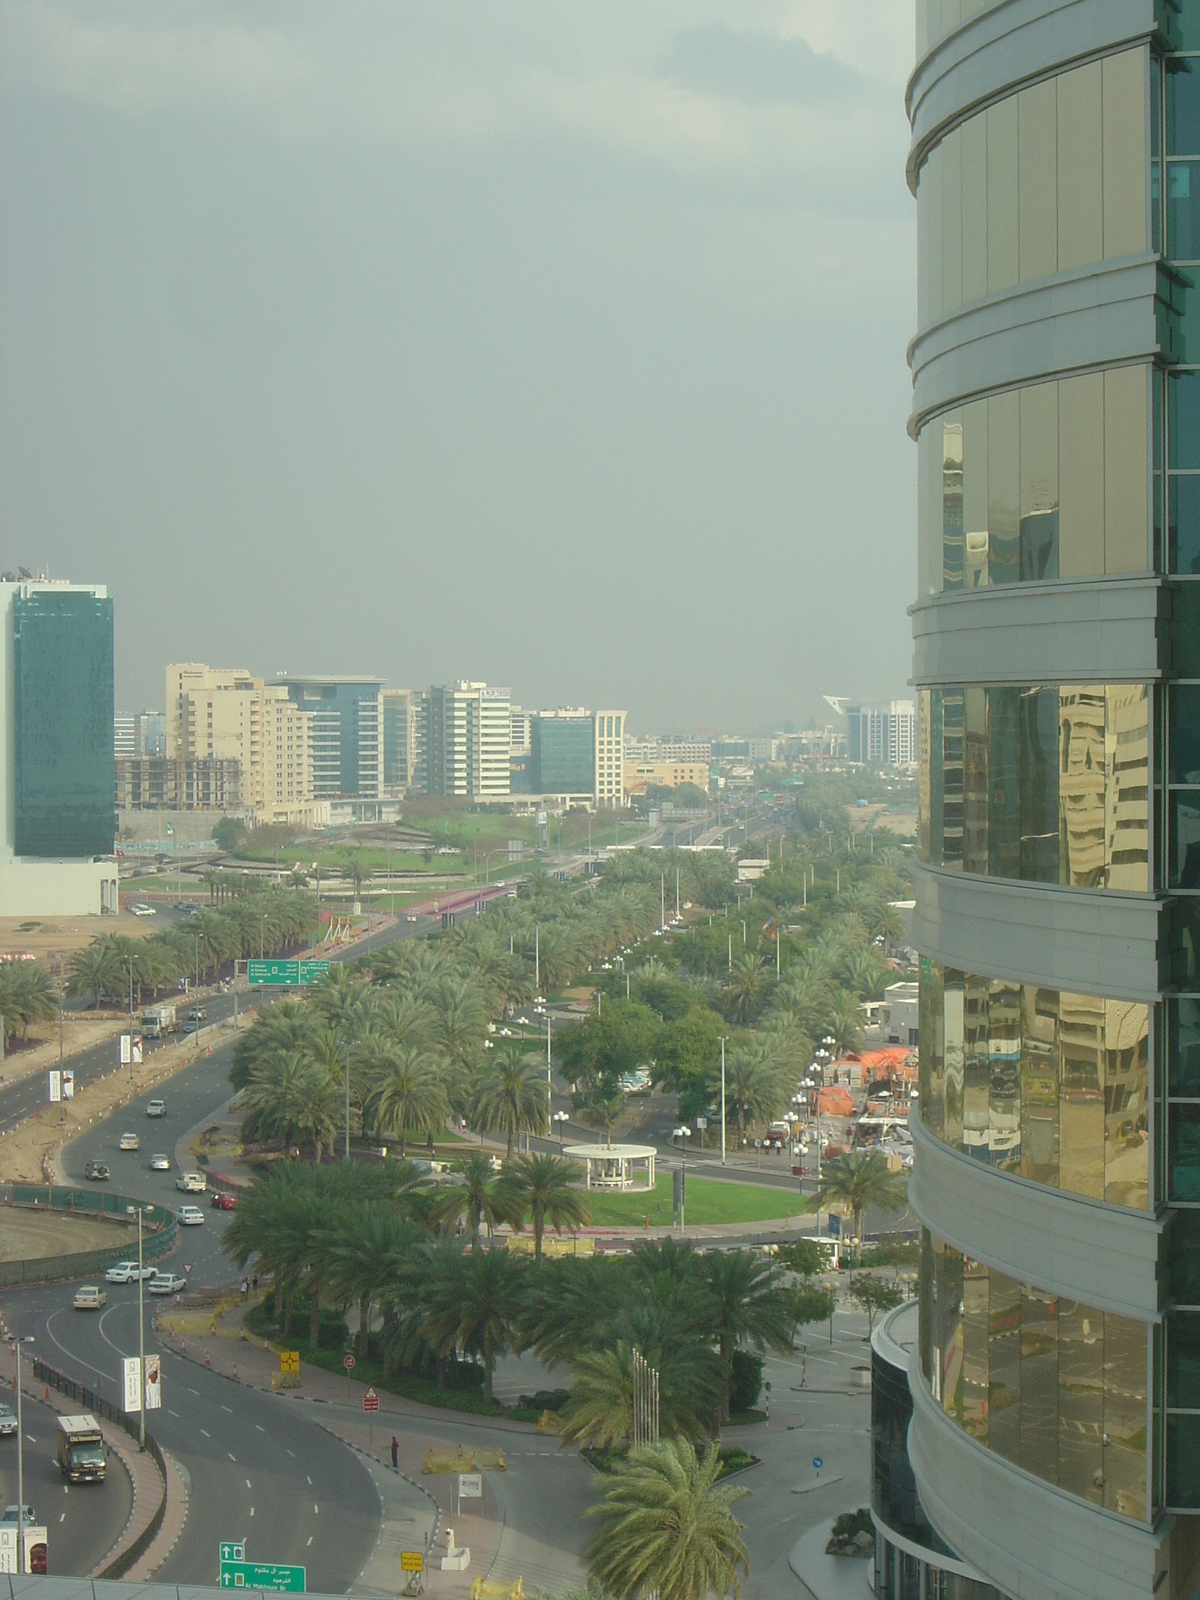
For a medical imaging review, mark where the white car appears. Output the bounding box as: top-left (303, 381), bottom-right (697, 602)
top-left (105, 1261), bottom-right (155, 1284)
top-left (148, 1273), bottom-right (187, 1296)
top-left (129, 903), bottom-right (156, 917)
top-left (175, 1172), bottom-right (206, 1192)
top-left (73, 1286), bottom-right (106, 1311)
top-left (149, 1153), bottom-right (170, 1171)
top-left (118, 1132), bottom-right (140, 1152)
top-left (146, 1099), bottom-right (166, 1118)
top-left (177, 1205), bottom-right (205, 1227)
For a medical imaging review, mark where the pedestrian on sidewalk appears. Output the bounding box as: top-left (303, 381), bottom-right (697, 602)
top-left (391, 1436), bottom-right (398, 1470)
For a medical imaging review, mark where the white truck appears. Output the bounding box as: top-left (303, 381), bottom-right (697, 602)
top-left (56, 1415), bottom-right (106, 1484)
top-left (141, 1002), bottom-right (177, 1039)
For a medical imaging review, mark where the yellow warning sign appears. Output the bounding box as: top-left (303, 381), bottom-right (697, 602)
top-left (280, 1351), bottom-right (300, 1374)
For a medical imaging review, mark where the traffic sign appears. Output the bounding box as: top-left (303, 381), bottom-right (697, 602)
top-left (220, 1544), bottom-right (245, 1564)
top-left (343, 1354), bottom-right (356, 1370)
top-left (280, 1351), bottom-right (300, 1375)
top-left (363, 1387), bottom-right (379, 1413)
top-left (812, 1457), bottom-right (823, 1471)
top-left (400, 1552), bottom-right (424, 1574)
top-left (183, 1263), bottom-right (194, 1274)
top-left (248, 960), bottom-right (300, 987)
top-left (298, 960), bottom-right (330, 983)
top-left (457, 1473), bottom-right (482, 1499)
top-left (219, 1560), bottom-right (305, 1592)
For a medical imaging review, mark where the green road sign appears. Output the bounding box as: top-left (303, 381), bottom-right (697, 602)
top-left (220, 1560), bottom-right (306, 1592)
top-left (247, 960), bottom-right (300, 987)
top-left (298, 960), bottom-right (330, 983)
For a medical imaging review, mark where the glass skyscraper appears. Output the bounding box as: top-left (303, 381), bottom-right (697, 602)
top-left (905, 4), bottom-right (1200, 1596)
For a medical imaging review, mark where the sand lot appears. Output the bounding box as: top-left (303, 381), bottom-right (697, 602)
top-left (0, 1205), bottom-right (137, 1262)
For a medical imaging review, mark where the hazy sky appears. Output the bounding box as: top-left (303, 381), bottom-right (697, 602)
top-left (1, 1), bottom-right (916, 733)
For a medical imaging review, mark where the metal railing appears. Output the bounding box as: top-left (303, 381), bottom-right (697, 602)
top-left (0, 1186), bottom-right (176, 1288)
top-left (32, 1358), bottom-right (169, 1579)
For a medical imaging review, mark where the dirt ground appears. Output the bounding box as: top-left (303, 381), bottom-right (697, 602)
top-left (0, 912), bottom-right (155, 969)
top-left (846, 803), bottom-right (918, 840)
top-left (0, 1205), bottom-right (137, 1261)
top-left (0, 1017), bottom-right (129, 1091)
top-left (0, 1015), bottom-right (245, 1185)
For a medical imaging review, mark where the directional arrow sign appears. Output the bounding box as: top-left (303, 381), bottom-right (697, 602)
top-left (247, 960), bottom-right (300, 987)
top-left (219, 1544), bottom-right (245, 1564)
top-left (220, 1561), bottom-right (305, 1593)
top-left (298, 960), bottom-right (330, 984)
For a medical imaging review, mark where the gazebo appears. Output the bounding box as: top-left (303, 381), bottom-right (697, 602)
top-left (564, 1142), bottom-right (656, 1192)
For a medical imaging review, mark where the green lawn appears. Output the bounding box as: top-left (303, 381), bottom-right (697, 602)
top-left (580, 1171), bottom-right (807, 1228)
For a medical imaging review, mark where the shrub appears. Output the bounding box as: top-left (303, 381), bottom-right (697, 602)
top-left (729, 1350), bottom-right (763, 1414)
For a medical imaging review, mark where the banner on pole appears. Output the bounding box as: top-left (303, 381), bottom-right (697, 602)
top-left (62, 1070), bottom-right (74, 1100)
top-left (123, 1357), bottom-right (141, 1413)
top-left (48, 1071), bottom-right (61, 1104)
top-left (145, 1354), bottom-right (161, 1410)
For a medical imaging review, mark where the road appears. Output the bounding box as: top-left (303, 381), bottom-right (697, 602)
top-left (0, 1390), bottom-right (133, 1577)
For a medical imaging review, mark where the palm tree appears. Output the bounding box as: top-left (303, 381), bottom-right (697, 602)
top-left (421, 1246), bottom-right (523, 1406)
top-left (586, 1439), bottom-right (750, 1600)
top-left (707, 1042), bottom-right (781, 1146)
top-left (699, 1250), bottom-right (793, 1421)
top-left (435, 1154), bottom-right (510, 1248)
top-left (810, 1150), bottom-right (908, 1241)
top-left (726, 951), bottom-right (768, 1024)
top-left (556, 1338), bottom-right (717, 1448)
top-left (469, 1048), bottom-right (549, 1159)
top-left (65, 941), bottom-right (110, 1008)
top-left (372, 1048), bottom-right (448, 1157)
top-left (496, 1154), bottom-right (591, 1261)
top-left (0, 962), bottom-right (58, 1049)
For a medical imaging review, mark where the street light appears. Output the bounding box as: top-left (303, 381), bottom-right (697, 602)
top-left (553, 1110), bottom-right (570, 1148)
top-left (13, 1333), bottom-right (34, 1574)
top-left (344, 1039), bottom-right (358, 1160)
top-left (126, 1205), bottom-right (149, 1449)
top-left (718, 1036), bottom-right (728, 1166)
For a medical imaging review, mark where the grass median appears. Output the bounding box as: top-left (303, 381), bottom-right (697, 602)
top-left (580, 1170), bottom-right (806, 1228)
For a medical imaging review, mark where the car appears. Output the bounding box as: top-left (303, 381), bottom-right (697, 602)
top-left (406, 913), bottom-right (418, 922)
top-left (83, 1160), bottom-right (110, 1182)
top-left (0, 1405), bottom-right (16, 1437)
top-left (148, 1273), bottom-right (187, 1296)
top-left (129, 903), bottom-right (156, 918)
top-left (118, 1132), bottom-right (140, 1152)
top-left (1, 1505), bottom-right (36, 1525)
top-left (177, 1205), bottom-right (205, 1226)
top-left (210, 1191), bottom-right (237, 1210)
top-left (185, 1007), bottom-right (207, 1022)
top-left (149, 1153), bottom-right (170, 1171)
top-left (105, 1262), bottom-right (154, 1284)
top-left (176, 1172), bottom-right (206, 1192)
top-left (146, 1099), bottom-right (166, 1118)
top-left (73, 1286), bottom-right (106, 1311)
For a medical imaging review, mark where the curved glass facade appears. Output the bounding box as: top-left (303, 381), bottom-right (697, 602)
top-left (917, 683), bottom-right (1150, 888)
top-left (918, 1229), bottom-right (1150, 1519)
top-left (916, 369), bottom-right (1153, 598)
top-left (917, 960), bottom-right (1150, 1209)
top-left (916, 49), bottom-right (1148, 331)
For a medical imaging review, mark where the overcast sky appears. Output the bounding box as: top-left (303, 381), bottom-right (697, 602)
top-left (1, 1), bottom-right (916, 733)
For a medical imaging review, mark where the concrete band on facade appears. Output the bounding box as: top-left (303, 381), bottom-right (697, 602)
top-left (909, 1114), bottom-right (1166, 1319)
top-left (906, 0), bottom-right (1160, 190)
top-left (907, 254), bottom-right (1169, 436)
top-left (910, 575), bottom-right (1163, 686)
top-left (905, 1347), bottom-right (1182, 1600)
top-left (910, 860), bottom-right (1164, 997)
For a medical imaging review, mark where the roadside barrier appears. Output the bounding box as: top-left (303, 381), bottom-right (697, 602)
top-left (0, 1185), bottom-right (177, 1287)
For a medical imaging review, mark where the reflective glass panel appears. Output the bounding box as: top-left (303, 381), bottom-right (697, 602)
top-left (1103, 1312), bottom-right (1147, 1520)
top-left (1106, 684), bottom-right (1150, 892)
top-left (963, 974), bottom-right (990, 1159)
top-left (989, 688), bottom-right (1021, 877)
top-left (1168, 997), bottom-right (1200, 1095)
top-left (1168, 474), bottom-right (1200, 572)
top-left (1020, 687), bottom-right (1059, 882)
top-left (1167, 57), bottom-right (1200, 156)
top-left (1021, 984), bottom-right (1059, 1187)
top-left (1168, 790), bottom-right (1200, 887)
top-left (1167, 1414), bottom-right (1200, 1509)
top-left (1104, 1000), bottom-right (1150, 1210)
top-left (1169, 371), bottom-right (1200, 468)
top-left (1060, 991), bottom-right (1106, 1199)
top-left (1167, 1310), bottom-right (1200, 1409)
top-left (1168, 160), bottom-right (1200, 258)
top-left (944, 971), bottom-right (964, 1150)
top-left (963, 1259), bottom-right (990, 1440)
top-left (1170, 1208), bottom-right (1200, 1305)
top-left (989, 979), bottom-right (1022, 1172)
top-left (1170, 1101), bottom-right (1200, 1200)
top-left (1059, 686), bottom-right (1107, 888)
top-left (1169, 685), bottom-right (1200, 783)
top-left (1058, 1300), bottom-right (1104, 1504)
top-left (988, 1271), bottom-right (1021, 1466)
top-left (964, 689), bottom-right (989, 874)
top-left (1020, 1286), bottom-right (1059, 1480)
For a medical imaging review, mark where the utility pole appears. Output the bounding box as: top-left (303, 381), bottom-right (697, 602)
top-left (660, 874), bottom-right (665, 928)
top-left (535, 924), bottom-right (540, 993)
top-left (58, 1005), bottom-right (64, 1126)
top-left (345, 1040), bottom-right (352, 1160)
top-left (137, 1206), bottom-right (146, 1448)
top-left (15, 1336), bottom-right (32, 1576)
top-left (719, 1036), bottom-right (727, 1166)
top-left (675, 868), bottom-right (679, 920)
top-left (728, 933), bottom-right (732, 972)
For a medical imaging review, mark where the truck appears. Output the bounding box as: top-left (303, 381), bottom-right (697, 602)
top-left (56, 1415), bottom-right (106, 1484)
top-left (141, 1002), bottom-right (177, 1039)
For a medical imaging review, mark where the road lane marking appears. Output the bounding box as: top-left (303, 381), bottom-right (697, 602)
top-left (286, 1449), bottom-right (295, 1458)
top-left (306, 1537), bottom-right (312, 1548)
top-left (200, 1429), bottom-right (210, 1438)
top-left (221, 1405), bottom-right (232, 1413)
top-left (228, 1452), bottom-right (236, 1461)
top-left (306, 1476), bottom-right (312, 1486)
top-left (59, 1514), bottom-right (65, 1523)
top-left (246, 1479), bottom-right (252, 1489)
top-left (44, 1309), bottom-right (110, 1386)
top-left (313, 1504), bottom-right (318, 1515)
top-left (255, 1424), bottom-right (264, 1432)
top-left (26, 1435), bottom-right (35, 1443)
top-left (250, 1507), bottom-right (255, 1517)
top-left (168, 1410), bottom-right (179, 1418)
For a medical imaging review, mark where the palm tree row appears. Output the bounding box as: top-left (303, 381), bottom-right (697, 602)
top-left (64, 887), bottom-right (314, 1007)
top-left (0, 961), bottom-right (59, 1052)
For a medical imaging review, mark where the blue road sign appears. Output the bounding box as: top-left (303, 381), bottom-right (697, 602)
top-left (812, 1457), bottom-right (823, 1471)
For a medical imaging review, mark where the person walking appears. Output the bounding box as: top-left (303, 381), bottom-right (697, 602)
top-left (391, 1436), bottom-right (399, 1470)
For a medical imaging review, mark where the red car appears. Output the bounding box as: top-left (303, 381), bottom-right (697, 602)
top-left (210, 1191), bottom-right (238, 1210)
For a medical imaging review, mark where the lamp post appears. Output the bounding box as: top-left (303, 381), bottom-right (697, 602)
top-left (553, 1110), bottom-right (570, 1148)
top-left (259, 914), bottom-right (266, 960)
top-left (14, 1334), bottom-right (34, 1575)
top-left (126, 1204), bottom-right (148, 1448)
top-left (344, 1040), bottom-right (357, 1161)
top-left (718, 1036), bottom-right (728, 1166)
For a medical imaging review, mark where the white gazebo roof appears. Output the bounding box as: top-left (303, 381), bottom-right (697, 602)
top-left (563, 1142), bottom-right (657, 1191)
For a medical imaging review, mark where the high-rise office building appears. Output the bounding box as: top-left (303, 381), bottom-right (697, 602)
top-left (273, 677), bottom-right (383, 800)
top-left (0, 580), bottom-right (117, 915)
top-left (382, 689), bottom-right (412, 795)
top-left (530, 711), bottom-right (594, 798)
top-left (847, 700), bottom-right (918, 768)
top-left (424, 682), bottom-right (511, 800)
top-left (166, 664), bottom-right (317, 819)
top-left (114, 712), bottom-right (166, 760)
top-left (904, 8), bottom-right (1200, 1599)
top-left (594, 711), bottom-right (625, 808)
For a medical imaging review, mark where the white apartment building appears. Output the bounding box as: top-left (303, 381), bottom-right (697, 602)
top-left (426, 681), bottom-right (511, 800)
top-left (594, 711), bottom-right (625, 807)
top-left (510, 707), bottom-right (532, 757)
top-left (166, 663), bottom-right (316, 816)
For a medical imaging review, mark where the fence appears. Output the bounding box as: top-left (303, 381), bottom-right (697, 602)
top-left (0, 1185), bottom-right (177, 1288)
top-left (33, 1357), bottom-right (168, 1580)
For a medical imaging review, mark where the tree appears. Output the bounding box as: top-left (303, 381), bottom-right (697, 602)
top-left (0, 962), bottom-right (58, 1049)
top-left (698, 1250), bottom-right (793, 1421)
top-left (846, 1272), bottom-right (903, 1335)
top-left (726, 952), bottom-right (768, 1025)
top-left (469, 1049), bottom-right (549, 1159)
top-left (556, 1341), bottom-right (715, 1449)
top-left (435, 1154), bottom-right (510, 1249)
top-left (586, 1439), bottom-right (750, 1600)
top-left (776, 1238), bottom-right (824, 1278)
top-left (810, 1151), bottom-right (908, 1242)
top-left (372, 1048), bottom-right (448, 1157)
top-left (791, 1282), bottom-right (837, 1335)
top-left (421, 1246), bottom-right (523, 1407)
top-left (497, 1154), bottom-right (591, 1261)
